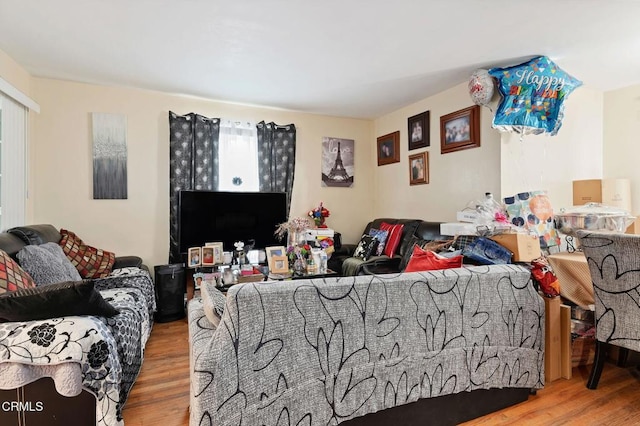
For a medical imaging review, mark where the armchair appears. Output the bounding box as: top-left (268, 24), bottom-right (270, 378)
top-left (577, 230), bottom-right (640, 389)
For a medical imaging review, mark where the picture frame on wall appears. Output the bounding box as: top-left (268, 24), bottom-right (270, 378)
top-left (440, 105), bottom-right (480, 154)
top-left (407, 111), bottom-right (430, 150)
top-left (409, 152), bottom-right (429, 185)
top-left (188, 247), bottom-right (202, 268)
top-left (376, 131), bottom-right (400, 166)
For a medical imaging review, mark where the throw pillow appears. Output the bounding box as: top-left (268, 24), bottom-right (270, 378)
top-left (353, 234), bottom-right (379, 261)
top-left (368, 228), bottom-right (389, 256)
top-left (405, 245), bottom-right (463, 272)
top-left (17, 242), bottom-right (82, 286)
top-left (59, 229), bottom-right (116, 279)
top-left (0, 249), bottom-right (36, 295)
top-left (0, 279), bottom-right (119, 323)
top-left (379, 222), bottom-right (404, 258)
top-left (201, 281), bottom-right (226, 327)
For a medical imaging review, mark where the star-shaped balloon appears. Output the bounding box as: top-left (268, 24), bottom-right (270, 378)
top-left (489, 56), bottom-right (582, 136)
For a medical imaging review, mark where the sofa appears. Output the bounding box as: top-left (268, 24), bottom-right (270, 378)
top-left (188, 264), bottom-right (545, 426)
top-left (0, 224), bottom-right (156, 426)
top-left (328, 218), bottom-right (447, 276)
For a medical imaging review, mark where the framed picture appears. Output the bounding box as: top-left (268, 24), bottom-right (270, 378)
top-left (377, 131), bottom-right (400, 166)
top-left (188, 247), bottom-right (202, 268)
top-left (440, 105), bottom-right (480, 154)
top-left (271, 255), bottom-right (289, 274)
top-left (409, 152), bottom-right (429, 185)
top-left (201, 246), bottom-right (215, 266)
top-left (407, 111), bottom-right (430, 150)
top-left (265, 246), bottom-right (286, 271)
top-left (206, 242), bottom-right (224, 264)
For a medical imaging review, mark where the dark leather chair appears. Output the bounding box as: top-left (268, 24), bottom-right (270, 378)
top-left (328, 218), bottom-right (445, 276)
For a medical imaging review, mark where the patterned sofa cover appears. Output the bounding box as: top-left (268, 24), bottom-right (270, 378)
top-left (0, 225), bottom-right (156, 426)
top-left (188, 264), bottom-right (545, 426)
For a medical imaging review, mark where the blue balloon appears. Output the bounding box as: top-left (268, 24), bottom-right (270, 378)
top-left (489, 56), bottom-right (582, 136)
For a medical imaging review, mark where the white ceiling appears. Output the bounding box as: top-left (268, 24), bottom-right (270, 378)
top-left (1, 0), bottom-right (639, 119)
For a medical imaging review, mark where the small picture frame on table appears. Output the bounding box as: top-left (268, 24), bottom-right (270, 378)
top-left (377, 131), bottom-right (400, 166)
top-left (440, 105), bottom-right (480, 154)
top-left (201, 246), bottom-right (215, 266)
top-left (271, 255), bottom-right (289, 274)
top-left (205, 242), bottom-right (224, 264)
top-left (188, 247), bottom-right (202, 268)
top-left (408, 111), bottom-right (430, 150)
top-left (266, 246), bottom-right (286, 271)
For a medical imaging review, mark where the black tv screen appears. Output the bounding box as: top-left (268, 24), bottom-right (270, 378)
top-left (178, 190), bottom-right (287, 254)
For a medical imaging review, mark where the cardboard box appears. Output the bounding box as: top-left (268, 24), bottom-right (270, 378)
top-left (456, 210), bottom-right (479, 223)
top-left (626, 215), bottom-right (640, 235)
top-left (440, 222), bottom-right (478, 236)
top-left (490, 233), bottom-right (541, 262)
top-left (573, 178), bottom-right (631, 211)
top-left (544, 296), bottom-right (562, 382)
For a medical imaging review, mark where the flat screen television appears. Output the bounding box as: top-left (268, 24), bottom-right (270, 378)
top-left (178, 190), bottom-right (287, 254)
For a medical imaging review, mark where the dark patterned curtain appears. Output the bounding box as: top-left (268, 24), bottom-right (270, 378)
top-left (257, 121), bottom-right (296, 217)
top-left (168, 111), bottom-right (220, 263)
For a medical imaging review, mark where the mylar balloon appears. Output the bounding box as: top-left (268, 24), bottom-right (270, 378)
top-left (488, 56), bottom-right (582, 136)
top-left (468, 69), bottom-right (494, 106)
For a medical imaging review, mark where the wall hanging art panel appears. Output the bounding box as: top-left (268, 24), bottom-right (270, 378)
top-left (92, 112), bottom-right (128, 199)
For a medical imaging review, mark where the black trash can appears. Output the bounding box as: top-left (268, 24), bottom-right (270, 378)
top-left (154, 263), bottom-right (186, 323)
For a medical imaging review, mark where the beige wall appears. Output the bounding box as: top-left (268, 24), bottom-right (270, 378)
top-left (0, 49), bottom-right (32, 96)
top-left (500, 87), bottom-right (604, 211)
top-left (31, 78), bottom-right (373, 268)
top-left (373, 82), bottom-right (501, 222)
top-left (604, 84), bottom-right (640, 214)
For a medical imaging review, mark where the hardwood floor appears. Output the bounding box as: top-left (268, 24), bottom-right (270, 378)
top-left (123, 319), bottom-right (640, 425)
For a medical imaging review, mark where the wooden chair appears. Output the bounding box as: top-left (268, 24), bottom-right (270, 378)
top-left (577, 230), bottom-right (640, 389)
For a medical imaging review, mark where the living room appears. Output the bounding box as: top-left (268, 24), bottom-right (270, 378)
top-left (2, 2), bottom-right (640, 425)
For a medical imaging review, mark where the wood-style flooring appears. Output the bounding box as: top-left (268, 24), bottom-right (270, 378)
top-left (122, 319), bottom-right (640, 426)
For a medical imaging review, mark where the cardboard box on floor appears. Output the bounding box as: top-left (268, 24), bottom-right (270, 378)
top-left (490, 233), bottom-right (541, 262)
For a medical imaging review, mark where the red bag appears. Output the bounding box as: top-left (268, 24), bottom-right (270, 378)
top-left (405, 245), bottom-right (463, 272)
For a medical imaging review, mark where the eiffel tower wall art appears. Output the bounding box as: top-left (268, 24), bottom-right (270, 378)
top-left (321, 137), bottom-right (354, 187)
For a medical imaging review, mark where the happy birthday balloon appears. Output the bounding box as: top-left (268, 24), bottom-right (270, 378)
top-left (468, 69), bottom-right (494, 107)
top-left (489, 56), bottom-right (582, 136)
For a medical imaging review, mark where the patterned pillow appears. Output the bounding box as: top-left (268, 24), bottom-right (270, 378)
top-left (17, 243), bottom-right (82, 286)
top-left (59, 229), bottom-right (116, 279)
top-left (353, 235), bottom-right (379, 261)
top-left (201, 281), bottom-right (226, 327)
top-left (0, 249), bottom-right (36, 295)
top-left (379, 222), bottom-right (404, 258)
top-left (368, 228), bottom-right (389, 256)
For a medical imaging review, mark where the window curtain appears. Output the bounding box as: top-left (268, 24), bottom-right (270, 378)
top-left (168, 111), bottom-right (220, 263)
top-left (257, 121), bottom-right (296, 217)
top-left (218, 119), bottom-right (259, 191)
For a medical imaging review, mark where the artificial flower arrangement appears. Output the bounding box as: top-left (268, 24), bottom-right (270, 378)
top-left (308, 202), bottom-right (330, 228)
top-left (274, 216), bottom-right (312, 243)
top-left (287, 243), bottom-right (312, 263)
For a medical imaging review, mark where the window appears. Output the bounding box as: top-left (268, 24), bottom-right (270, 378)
top-left (217, 119), bottom-right (259, 192)
top-left (0, 94), bottom-right (28, 230)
